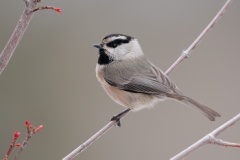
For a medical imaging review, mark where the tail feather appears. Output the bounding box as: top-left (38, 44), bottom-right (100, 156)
top-left (179, 96), bottom-right (220, 121)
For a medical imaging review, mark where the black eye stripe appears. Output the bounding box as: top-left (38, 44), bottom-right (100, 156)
top-left (106, 38), bottom-right (131, 48)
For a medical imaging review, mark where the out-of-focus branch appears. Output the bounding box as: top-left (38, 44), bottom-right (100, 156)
top-left (171, 114), bottom-right (240, 160)
top-left (0, 0), bottom-right (38, 75)
top-left (0, 0), bottom-right (61, 76)
top-left (3, 131), bottom-right (21, 160)
top-left (32, 6), bottom-right (62, 13)
top-left (13, 121), bottom-right (43, 160)
top-left (62, 0), bottom-right (234, 159)
top-left (3, 121), bottom-right (43, 160)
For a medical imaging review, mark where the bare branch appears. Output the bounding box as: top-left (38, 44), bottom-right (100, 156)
top-left (210, 137), bottom-right (240, 148)
top-left (171, 114), bottom-right (240, 160)
top-left (165, 0), bottom-right (233, 75)
top-left (62, 109), bottom-right (130, 160)
top-left (62, 0), bottom-right (234, 159)
top-left (63, 121), bottom-right (116, 160)
top-left (0, 0), bottom-right (61, 76)
top-left (0, 0), bottom-right (38, 75)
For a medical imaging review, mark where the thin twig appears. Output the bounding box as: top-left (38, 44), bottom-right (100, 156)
top-left (165, 0), bottom-right (233, 75)
top-left (171, 114), bottom-right (240, 160)
top-left (62, 1), bottom-right (234, 159)
top-left (13, 134), bottom-right (32, 160)
top-left (13, 121), bottom-right (43, 160)
top-left (32, 6), bottom-right (61, 13)
top-left (0, 0), bottom-right (61, 76)
top-left (3, 131), bottom-right (21, 160)
top-left (63, 109), bottom-right (130, 160)
top-left (63, 121), bottom-right (116, 160)
top-left (210, 137), bottom-right (240, 148)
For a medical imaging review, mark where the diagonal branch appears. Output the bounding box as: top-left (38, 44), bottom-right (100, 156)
top-left (0, 0), bottom-right (38, 75)
top-left (171, 113), bottom-right (240, 160)
top-left (0, 0), bottom-right (61, 76)
top-left (62, 0), bottom-right (234, 160)
top-left (165, 0), bottom-right (233, 75)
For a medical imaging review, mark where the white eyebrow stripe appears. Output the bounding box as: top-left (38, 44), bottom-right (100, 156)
top-left (110, 36), bottom-right (127, 41)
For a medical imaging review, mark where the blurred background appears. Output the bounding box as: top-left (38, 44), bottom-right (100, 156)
top-left (0, 0), bottom-right (240, 159)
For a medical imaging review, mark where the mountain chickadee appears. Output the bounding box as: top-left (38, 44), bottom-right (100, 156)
top-left (93, 34), bottom-right (220, 122)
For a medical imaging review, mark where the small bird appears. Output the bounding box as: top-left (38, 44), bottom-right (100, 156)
top-left (93, 33), bottom-right (220, 122)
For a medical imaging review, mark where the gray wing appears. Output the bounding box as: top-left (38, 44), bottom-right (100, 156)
top-left (104, 58), bottom-right (180, 95)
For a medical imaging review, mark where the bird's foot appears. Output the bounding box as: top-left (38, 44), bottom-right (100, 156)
top-left (111, 108), bottom-right (131, 127)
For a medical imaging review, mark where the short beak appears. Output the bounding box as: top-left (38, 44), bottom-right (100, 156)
top-left (93, 44), bottom-right (103, 49)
